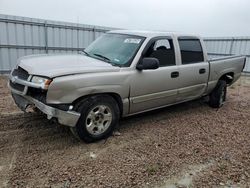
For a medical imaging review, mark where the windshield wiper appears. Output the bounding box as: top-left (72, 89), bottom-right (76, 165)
top-left (87, 53), bottom-right (120, 67)
top-left (80, 50), bottom-right (90, 56)
top-left (93, 53), bottom-right (111, 62)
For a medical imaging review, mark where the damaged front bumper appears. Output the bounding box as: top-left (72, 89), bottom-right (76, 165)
top-left (11, 93), bottom-right (80, 127)
top-left (8, 69), bottom-right (80, 127)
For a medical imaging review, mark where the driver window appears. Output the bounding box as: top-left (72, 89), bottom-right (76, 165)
top-left (144, 39), bottom-right (176, 66)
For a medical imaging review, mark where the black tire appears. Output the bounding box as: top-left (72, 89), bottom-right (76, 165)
top-left (70, 95), bottom-right (120, 143)
top-left (209, 80), bottom-right (227, 108)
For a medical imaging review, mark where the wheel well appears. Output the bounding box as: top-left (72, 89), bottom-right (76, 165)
top-left (72, 93), bottom-right (123, 116)
top-left (109, 93), bottom-right (123, 116)
top-left (219, 72), bottom-right (234, 85)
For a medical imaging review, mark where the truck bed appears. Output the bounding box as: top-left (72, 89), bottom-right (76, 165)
top-left (209, 55), bottom-right (245, 82)
top-left (205, 55), bottom-right (246, 94)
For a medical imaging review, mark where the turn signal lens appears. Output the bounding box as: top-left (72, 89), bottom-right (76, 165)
top-left (31, 76), bottom-right (52, 89)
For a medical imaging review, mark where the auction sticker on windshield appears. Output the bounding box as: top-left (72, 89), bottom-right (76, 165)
top-left (124, 38), bottom-right (141, 44)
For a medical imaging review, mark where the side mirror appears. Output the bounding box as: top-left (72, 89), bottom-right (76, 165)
top-left (136, 57), bottom-right (159, 71)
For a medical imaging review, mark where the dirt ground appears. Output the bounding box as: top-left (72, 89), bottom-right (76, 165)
top-left (0, 76), bottom-right (250, 188)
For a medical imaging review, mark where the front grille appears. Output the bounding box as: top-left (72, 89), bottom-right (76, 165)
top-left (12, 67), bottom-right (29, 80)
top-left (9, 81), bottom-right (25, 92)
top-left (27, 87), bottom-right (47, 103)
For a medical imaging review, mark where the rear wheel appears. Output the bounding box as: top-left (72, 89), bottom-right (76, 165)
top-left (209, 80), bottom-right (227, 108)
top-left (70, 95), bottom-right (120, 143)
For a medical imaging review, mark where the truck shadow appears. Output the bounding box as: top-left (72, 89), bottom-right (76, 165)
top-left (120, 98), bottom-right (209, 129)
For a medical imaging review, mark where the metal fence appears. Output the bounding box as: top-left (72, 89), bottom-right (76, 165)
top-left (0, 14), bottom-right (250, 73)
top-left (204, 37), bottom-right (250, 72)
top-left (0, 14), bottom-right (114, 74)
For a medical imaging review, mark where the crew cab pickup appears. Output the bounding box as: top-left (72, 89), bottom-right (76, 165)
top-left (9, 30), bottom-right (246, 142)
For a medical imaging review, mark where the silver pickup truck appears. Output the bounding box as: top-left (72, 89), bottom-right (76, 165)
top-left (9, 30), bottom-right (246, 142)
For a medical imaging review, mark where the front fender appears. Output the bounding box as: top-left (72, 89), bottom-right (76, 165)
top-left (46, 72), bottom-right (131, 104)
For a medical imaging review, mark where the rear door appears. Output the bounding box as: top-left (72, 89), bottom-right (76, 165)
top-left (176, 37), bottom-right (209, 101)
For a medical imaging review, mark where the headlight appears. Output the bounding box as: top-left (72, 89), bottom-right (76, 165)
top-left (31, 76), bottom-right (52, 89)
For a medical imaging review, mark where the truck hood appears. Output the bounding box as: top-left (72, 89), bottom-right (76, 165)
top-left (18, 54), bottom-right (120, 78)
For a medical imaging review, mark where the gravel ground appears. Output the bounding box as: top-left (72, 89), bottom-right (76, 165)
top-left (0, 75), bottom-right (249, 188)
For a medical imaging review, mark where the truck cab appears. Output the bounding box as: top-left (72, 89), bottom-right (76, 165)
top-left (126, 32), bottom-right (210, 113)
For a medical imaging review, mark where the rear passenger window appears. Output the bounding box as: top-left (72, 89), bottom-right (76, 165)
top-left (178, 39), bottom-right (204, 64)
top-left (144, 39), bottom-right (175, 66)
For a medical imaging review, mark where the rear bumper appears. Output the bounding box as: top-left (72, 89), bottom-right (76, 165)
top-left (11, 92), bottom-right (80, 127)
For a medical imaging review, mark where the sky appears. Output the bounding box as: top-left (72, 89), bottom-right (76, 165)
top-left (0, 0), bottom-right (250, 37)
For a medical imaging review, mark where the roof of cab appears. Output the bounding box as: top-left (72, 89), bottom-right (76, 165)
top-left (108, 30), bottom-right (200, 39)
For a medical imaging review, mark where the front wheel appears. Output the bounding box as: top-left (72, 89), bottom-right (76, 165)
top-left (209, 80), bottom-right (227, 108)
top-left (70, 95), bottom-right (120, 143)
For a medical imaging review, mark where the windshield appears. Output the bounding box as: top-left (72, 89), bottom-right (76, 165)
top-left (84, 33), bottom-right (145, 67)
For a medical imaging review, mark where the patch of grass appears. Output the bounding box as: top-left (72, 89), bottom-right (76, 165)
top-left (218, 162), bottom-right (228, 173)
top-left (146, 163), bottom-right (161, 175)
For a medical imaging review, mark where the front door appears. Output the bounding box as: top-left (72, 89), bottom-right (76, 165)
top-left (130, 38), bottom-right (179, 114)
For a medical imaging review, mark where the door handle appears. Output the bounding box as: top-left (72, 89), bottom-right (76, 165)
top-left (171, 71), bottom-right (179, 78)
top-left (199, 68), bottom-right (206, 74)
